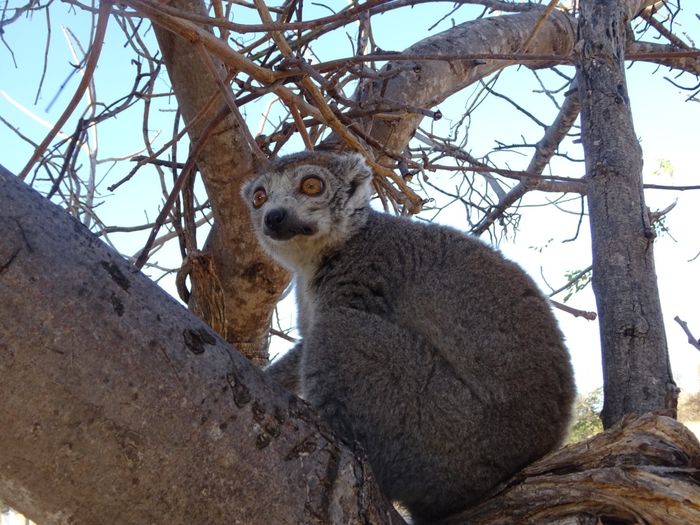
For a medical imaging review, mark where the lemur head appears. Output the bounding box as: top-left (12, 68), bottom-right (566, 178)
top-left (241, 151), bottom-right (373, 272)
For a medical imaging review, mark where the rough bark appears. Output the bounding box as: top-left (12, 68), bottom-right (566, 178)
top-left (0, 165), bottom-right (400, 525)
top-left (442, 413), bottom-right (700, 525)
top-left (153, 0), bottom-right (289, 366)
top-left (575, 0), bottom-right (678, 428)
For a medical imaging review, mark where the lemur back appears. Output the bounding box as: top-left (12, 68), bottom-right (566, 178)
top-left (242, 151), bottom-right (575, 524)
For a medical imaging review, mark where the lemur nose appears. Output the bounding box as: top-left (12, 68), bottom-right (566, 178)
top-left (264, 208), bottom-right (287, 230)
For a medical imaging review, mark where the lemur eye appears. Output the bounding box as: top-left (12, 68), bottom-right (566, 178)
top-left (300, 176), bottom-right (324, 196)
top-left (252, 188), bottom-right (267, 208)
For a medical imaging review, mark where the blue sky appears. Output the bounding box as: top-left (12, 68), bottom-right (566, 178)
top-left (1, 1), bottom-right (699, 395)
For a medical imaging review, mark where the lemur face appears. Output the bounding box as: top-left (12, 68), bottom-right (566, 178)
top-left (241, 151), bottom-right (372, 270)
top-left (247, 165), bottom-right (328, 241)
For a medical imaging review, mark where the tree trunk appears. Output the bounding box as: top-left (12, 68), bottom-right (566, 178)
top-left (0, 165), bottom-right (400, 525)
top-left (152, 0), bottom-right (289, 365)
top-left (575, 0), bottom-right (678, 428)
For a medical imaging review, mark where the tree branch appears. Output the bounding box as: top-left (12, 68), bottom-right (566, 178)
top-left (339, 8), bottom-right (577, 160)
top-left (673, 316), bottom-right (700, 352)
top-left (0, 164), bottom-right (402, 525)
top-left (628, 41), bottom-right (700, 76)
top-left (471, 82), bottom-right (582, 235)
top-left (442, 413), bottom-right (700, 524)
top-left (19, 0), bottom-right (111, 180)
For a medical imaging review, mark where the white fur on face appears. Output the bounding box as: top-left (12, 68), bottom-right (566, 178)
top-left (241, 152), bottom-right (373, 273)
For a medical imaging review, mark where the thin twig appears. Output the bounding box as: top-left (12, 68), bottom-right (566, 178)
top-left (644, 183), bottom-right (700, 191)
top-left (253, 0), bottom-right (423, 212)
top-left (270, 328), bottom-right (298, 343)
top-left (548, 266), bottom-right (593, 298)
top-left (673, 316), bottom-right (700, 352)
top-left (550, 299), bottom-right (597, 321)
top-left (19, 0), bottom-right (112, 180)
top-left (134, 107), bottom-right (228, 269)
top-left (640, 7), bottom-right (691, 49)
top-left (289, 100), bottom-right (314, 149)
top-left (33, 5), bottom-right (52, 106)
top-left (108, 87), bottom-right (224, 192)
top-left (122, 0), bottom-right (278, 83)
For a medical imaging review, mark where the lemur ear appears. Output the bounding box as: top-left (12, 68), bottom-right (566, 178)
top-left (330, 152), bottom-right (372, 194)
top-left (333, 152), bottom-right (370, 177)
top-left (340, 153), bottom-right (372, 207)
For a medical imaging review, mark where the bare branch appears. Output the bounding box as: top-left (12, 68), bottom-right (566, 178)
top-left (550, 299), bottom-right (597, 320)
top-left (673, 316), bottom-right (700, 352)
top-left (19, 0), bottom-right (111, 180)
top-left (134, 107), bottom-right (228, 269)
top-left (122, 0), bottom-right (278, 83)
top-left (471, 83), bottom-right (582, 235)
top-left (628, 41), bottom-right (700, 75)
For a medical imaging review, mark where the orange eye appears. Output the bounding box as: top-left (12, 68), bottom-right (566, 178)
top-left (300, 176), bottom-right (324, 196)
top-left (252, 188), bottom-right (267, 208)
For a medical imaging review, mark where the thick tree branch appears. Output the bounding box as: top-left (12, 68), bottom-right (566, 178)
top-left (338, 8), bottom-right (577, 159)
top-left (442, 413), bottom-right (700, 525)
top-left (628, 41), bottom-right (700, 76)
top-left (0, 165), bottom-right (401, 525)
top-left (149, 0), bottom-right (290, 365)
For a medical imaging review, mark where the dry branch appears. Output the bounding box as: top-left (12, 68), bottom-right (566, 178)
top-left (674, 316), bottom-right (700, 352)
top-left (471, 84), bottom-right (582, 235)
top-left (627, 41), bottom-right (700, 76)
top-left (19, 0), bottom-right (111, 180)
top-left (549, 299), bottom-right (597, 321)
top-left (443, 413), bottom-right (700, 525)
top-left (123, 0), bottom-right (278, 83)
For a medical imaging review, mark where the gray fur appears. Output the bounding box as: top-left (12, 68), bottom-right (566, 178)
top-left (242, 151), bottom-right (575, 523)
